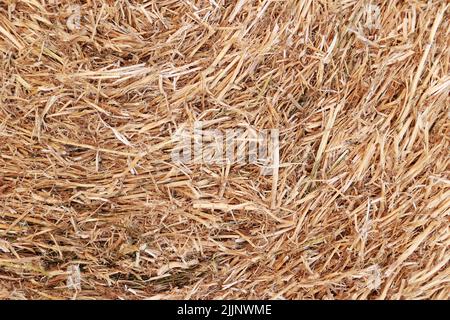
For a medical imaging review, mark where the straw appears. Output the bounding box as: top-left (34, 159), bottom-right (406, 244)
top-left (0, 0), bottom-right (448, 300)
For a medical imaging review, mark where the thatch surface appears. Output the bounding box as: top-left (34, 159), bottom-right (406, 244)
top-left (0, 0), bottom-right (449, 299)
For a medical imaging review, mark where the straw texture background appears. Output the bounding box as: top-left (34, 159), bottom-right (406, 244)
top-left (0, 0), bottom-right (449, 299)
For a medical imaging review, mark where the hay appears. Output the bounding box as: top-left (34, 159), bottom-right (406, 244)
top-left (0, 0), bottom-right (449, 300)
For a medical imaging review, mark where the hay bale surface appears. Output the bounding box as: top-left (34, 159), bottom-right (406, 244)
top-left (0, 1), bottom-right (449, 299)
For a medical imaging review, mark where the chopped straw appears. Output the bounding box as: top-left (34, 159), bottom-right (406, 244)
top-left (0, 0), bottom-right (449, 299)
